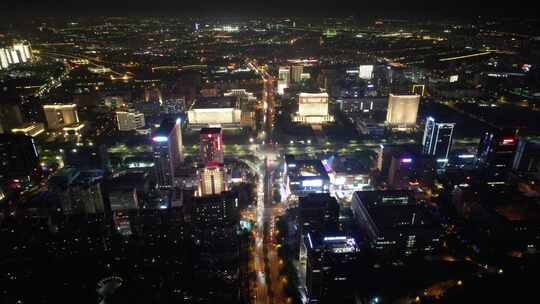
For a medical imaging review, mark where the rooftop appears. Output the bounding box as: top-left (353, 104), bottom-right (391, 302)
top-left (200, 127), bottom-right (222, 135)
top-left (191, 96), bottom-right (238, 109)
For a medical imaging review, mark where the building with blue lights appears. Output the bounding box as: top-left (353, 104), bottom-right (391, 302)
top-left (283, 155), bottom-right (330, 202)
top-left (422, 116), bottom-right (455, 163)
top-left (152, 118), bottom-right (183, 187)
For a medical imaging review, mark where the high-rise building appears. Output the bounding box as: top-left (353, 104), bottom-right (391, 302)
top-left (359, 64), bottom-right (374, 80)
top-left (43, 104), bottom-right (79, 130)
top-left (48, 168), bottom-right (105, 214)
top-left (283, 155), bottom-right (331, 200)
top-left (200, 127), bottom-right (224, 164)
top-left (301, 233), bottom-right (361, 303)
top-left (351, 190), bottom-right (441, 256)
top-left (387, 152), bottom-right (436, 190)
top-left (0, 42), bottom-right (32, 70)
top-left (153, 118), bottom-right (183, 187)
top-left (291, 65), bottom-right (303, 83)
top-left (11, 122), bottom-right (46, 137)
top-left (0, 49), bottom-right (9, 69)
top-left (197, 162), bottom-right (228, 196)
top-left (378, 144), bottom-right (436, 189)
top-left (298, 193), bottom-right (340, 237)
top-left (477, 129), bottom-right (518, 170)
top-left (277, 66), bottom-right (290, 95)
top-left (144, 87), bottom-right (163, 105)
top-left (294, 92), bottom-right (334, 124)
top-left (187, 96), bottom-right (242, 129)
top-left (422, 117), bottom-right (455, 161)
top-left (377, 144), bottom-right (417, 177)
top-left (386, 94), bottom-right (420, 127)
top-left (190, 191), bottom-right (238, 227)
top-left (513, 139), bottom-right (540, 172)
top-left (0, 103), bottom-right (24, 132)
top-left (116, 109), bottom-right (145, 131)
top-left (0, 134), bottom-right (39, 180)
top-left (12, 43), bottom-right (30, 62)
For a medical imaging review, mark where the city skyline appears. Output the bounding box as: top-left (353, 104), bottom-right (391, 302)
top-left (1, 10), bottom-right (540, 304)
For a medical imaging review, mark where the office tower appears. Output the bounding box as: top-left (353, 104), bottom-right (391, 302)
top-left (378, 144), bottom-right (436, 189)
top-left (200, 127), bottom-right (224, 164)
top-left (0, 134), bottom-right (39, 180)
top-left (377, 144), bottom-right (418, 178)
top-left (107, 171), bottom-right (151, 210)
top-left (0, 48), bottom-right (9, 69)
top-left (422, 117), bottom-right (455, 161)
top-left (197, 162), bottom-right (228, 196)
top-left (359, 64), bottom-right (374, 80)
top-left (43, 104), bottom-right (79, 130)
top-left (144, 87), bottom-right (163, 105)
top-left (298, 193), bottom-right (340, 237)
top-left (387, 152), bottom-right (436, 190)
top-left (351, 191), bottom-right (441, 256)
top-left (291, 65), bottom-right (303, 83)
top-left (386, 94), bottom-right (420, 127)
top-left (187, 96), bottom-right (242, 129)
top-left (224, 89), bottom-right (258, 129)
top-left (477, 129), bottom-right (518, 170)
top-left (190, 191), bottom-right (238, 227)
top-left (48, 168), bottom-right (105, 214)
top-left (0, 103), bottom-right (24, 132)
top-left (513, 139), bottom-right (540, 172)
top-left (153, 118), bottom-right (183, 187)
top-left (294, 92), bottom-right (334, 124)
top-left (283, 155), bottom-right (330, 200)
top-left (163, 98), bottom-right (186, 114)
top-left (116, 109), bottom-right (145, 131)
top-left (11, 122), bottom-right (45, 137)
top-left (277, 66), bottom-right (290, 95)
top-left (13, 43), bottom-right (29, 62)
top-left (302, 233), bottom-right (360, 303)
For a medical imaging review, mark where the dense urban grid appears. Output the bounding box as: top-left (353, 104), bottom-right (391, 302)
top-left (1, 12), bottom-right (540, 304)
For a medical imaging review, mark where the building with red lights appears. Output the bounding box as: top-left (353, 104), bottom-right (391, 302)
top-left (199, 127), bottom-right (224, 164)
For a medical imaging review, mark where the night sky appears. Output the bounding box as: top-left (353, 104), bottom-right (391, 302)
top-left (1, 0), bottom-right (537, 17)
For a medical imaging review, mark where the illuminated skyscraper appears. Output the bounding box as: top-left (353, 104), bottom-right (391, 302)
top-left (513, 139), bottom-right (540, 172)
top-left (116, 109), bottom-right (145, 131)
top-left (477, 129), bottom-right (518, 170)
top-left (199, 127), bottom-right (224, 164)
top-left (277, 66), bottom-right (290, 95)
top-left (197, 162), bottom-right (228, 196)
top-left (359, 65), bottom-right (374, 80)
top-left (0, 42), bottom-right (32, 69)
top-left (422, 117), bottom-right (455, 161)
top-left (0, 49), bottom-right (9, 69)
top-left (291, 65), bottom-right (303, 83)
top-left (43, 104), bottom-right (79, 130)
top-left (386, 94), bottom-right (420, 127)
top-left (294, 92), bottom-right (334, 124)
top-left (153, 118), bottom-right (183, 187)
